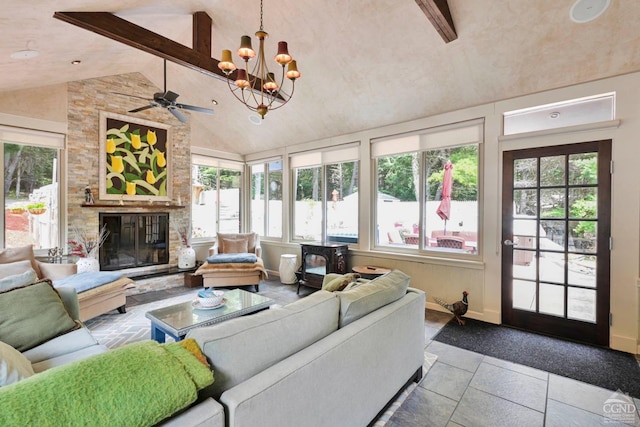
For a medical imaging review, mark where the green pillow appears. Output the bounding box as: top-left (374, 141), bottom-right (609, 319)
top-left (0, 280), bottom-right (79, 352)
top-left (322, 273), bottom-right (361, 292)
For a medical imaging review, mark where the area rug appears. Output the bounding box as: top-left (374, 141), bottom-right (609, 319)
top-left (85, 292), bottom-right (434, 426)
top-left (433, 318), bottom-right (640, 398)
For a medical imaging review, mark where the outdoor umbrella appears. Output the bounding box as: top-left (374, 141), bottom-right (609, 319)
top-left (436, 160), bottom-right (453, 234)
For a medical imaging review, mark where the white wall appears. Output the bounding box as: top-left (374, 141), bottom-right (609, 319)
top-left (255, 72), bottom-right (640, 354)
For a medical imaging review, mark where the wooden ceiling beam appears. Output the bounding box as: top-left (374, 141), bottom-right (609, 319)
top-left (53, 11), bottom-right (283, 101)
top-left (414, 0), bottom-right (457, 43)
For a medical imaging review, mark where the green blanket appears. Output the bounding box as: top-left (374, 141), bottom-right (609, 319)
top-left (0, 340), bottom-right (214, 427)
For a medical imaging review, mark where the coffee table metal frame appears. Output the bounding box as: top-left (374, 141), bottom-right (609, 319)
top-left (145, 288), bottom-right (274, 342)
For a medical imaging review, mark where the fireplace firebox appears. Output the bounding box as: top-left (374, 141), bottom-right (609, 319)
top-left (99, 213), bottom-right (169, 270)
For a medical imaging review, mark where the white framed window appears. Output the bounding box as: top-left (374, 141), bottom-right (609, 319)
top-left (372, 120), bottom-right (482, 255)
top-left (250, 158), bottom-right (283, 238)
top-left (290, 145), bottom-right (359, 243)
top-left (191, 155), bottom-right (243, 240)
top-left (0, 126), bottom-right (64, 251)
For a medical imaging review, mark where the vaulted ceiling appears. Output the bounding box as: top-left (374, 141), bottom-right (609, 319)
top-left (1, 1), bottom-right (639, 156)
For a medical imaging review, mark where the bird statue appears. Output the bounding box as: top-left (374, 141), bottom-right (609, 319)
top-left (433, 291), bottom-right (469, 325)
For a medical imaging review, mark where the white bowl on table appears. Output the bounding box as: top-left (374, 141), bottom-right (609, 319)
top-left (198, 290), bottom-right (225, 307)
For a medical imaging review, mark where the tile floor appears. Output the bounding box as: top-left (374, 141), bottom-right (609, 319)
top-left (127, 282), bottom-right (640, 427)
top-left (388, 310), bottom-right (640, 427)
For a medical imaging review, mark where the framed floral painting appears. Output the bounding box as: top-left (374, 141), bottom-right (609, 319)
top-left (99, 111), bottom-right (172, 201)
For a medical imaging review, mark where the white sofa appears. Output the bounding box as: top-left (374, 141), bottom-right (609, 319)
top-left (169, 269), bottom-right (426, 427)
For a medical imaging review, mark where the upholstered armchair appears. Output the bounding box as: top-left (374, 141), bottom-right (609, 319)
top-left (208, 232), bottom-right (262, 258)
top-left (196, 232), bottom-right (267, 291)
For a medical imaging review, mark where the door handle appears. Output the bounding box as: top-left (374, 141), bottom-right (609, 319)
top-left (503, 239), bottom-right (515, 246)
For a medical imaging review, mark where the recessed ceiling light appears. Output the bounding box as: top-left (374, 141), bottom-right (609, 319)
top-left (71, 60), bottom-right (81, 65)
top-left (10, 49), bottom-right (39, 60)
top-left (549, 112), bottom-right (561, 119)
top-left (570, 0), bottom-right (611, 23)
top-left (211, 99), bottom-right (218, 105)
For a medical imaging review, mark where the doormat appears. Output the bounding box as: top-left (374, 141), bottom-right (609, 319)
top-left (433, 318), bottom-right (640, 398)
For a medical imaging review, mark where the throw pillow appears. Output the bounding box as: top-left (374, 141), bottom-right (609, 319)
top-left (0, 260), bottom-right (34, 283)
top-left (0, 268), bottom-right (38, 292)
top-left (323, 273), bottom-right (361, 292)
top-left (336, 269), bottom-right (410, 328)
top-left (0, 245), bottom-right (42, 279)
top-left (222, 238), bottom-right (249, 254)
top-left (0, 280), bottom-right (80, 352)
top-left (0, 340), bottom-right (34, 387)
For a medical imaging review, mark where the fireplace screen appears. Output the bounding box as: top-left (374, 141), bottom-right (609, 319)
top-left (99, 213), bottom-right (169, 270)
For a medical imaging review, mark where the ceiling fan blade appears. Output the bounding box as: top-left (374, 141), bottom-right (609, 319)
top-left (113, 92), bottom-right (153, 102)
top-left (129, 104), bottom-right (156, 113)
top-left (177, 103), bottom-right (214, 115)
top-left (168, 107), bottom-right (188, 123)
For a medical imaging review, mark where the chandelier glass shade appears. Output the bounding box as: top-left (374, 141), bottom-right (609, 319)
top-left (218, 0), bottom-right (301, 119)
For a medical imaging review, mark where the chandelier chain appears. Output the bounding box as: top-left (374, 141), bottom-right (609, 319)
top-left (259, 0), bottom-right (264, 31)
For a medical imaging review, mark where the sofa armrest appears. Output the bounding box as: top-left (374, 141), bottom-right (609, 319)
top-left (208, 243), bottom-right (219, 257)
top-left (254, 245), bottom-right (261, 258)
top-left (157, 398), bottom-right (225, 427)
top-left (37, 261), bottom-right (77, 280)
top-left (55, 286), bottom-right (81, 321)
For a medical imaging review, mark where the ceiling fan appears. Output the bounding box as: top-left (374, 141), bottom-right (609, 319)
top-left (114, 60), bottom-right (214, 123)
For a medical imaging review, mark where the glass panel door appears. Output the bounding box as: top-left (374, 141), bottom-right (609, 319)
top-left (502, 141), bottom-right (611, 346)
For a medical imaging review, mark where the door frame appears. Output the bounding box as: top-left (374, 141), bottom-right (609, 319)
top-left (501, 140), bottom-right (611, 346)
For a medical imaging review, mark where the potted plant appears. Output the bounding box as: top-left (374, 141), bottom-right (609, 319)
top-left (6, 203), bottom-right (26, 214)
top-left (27, 201), bottom-right (47, 215)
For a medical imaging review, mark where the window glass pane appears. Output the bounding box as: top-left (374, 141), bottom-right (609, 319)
top-left (4, 143), bottom-right (59, 249)
top-left (218, 169), bottom-right (241, 233)
top-left (513, 279), bottom-right (536, 311)
top-left (192, 164), bottom-right (218, 239)
top-left (425, 145), bottom-right (479, 254)
top-left (539, 283), bottom-right (565, 317)
top-left (568, 287), bottom-right (596, 322)
top-left (376, 153), bottom-right (418, 247)
top-left (267, 160), bottom-right (282, 238)
top-left (326, 161), bottom-right (358, 244)
top-left (250, 164), bottom-right (265, 236)
top-left (540, 189), bottom-right (565, 218)
top-left (293, 166), bottom-right (322, 241)
top-left (568, 153), bottom-right (597, 185)
top-left (514, 158), bottom-right (537, 188)
top-left (540, 156), bottom-right (565, 187)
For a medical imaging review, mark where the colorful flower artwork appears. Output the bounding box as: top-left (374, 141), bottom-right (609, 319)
top-left (99, 112), bottom-right (172, 201)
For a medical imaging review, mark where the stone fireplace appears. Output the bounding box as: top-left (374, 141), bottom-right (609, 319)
top-left (66, 73), bottom-right (192, 272)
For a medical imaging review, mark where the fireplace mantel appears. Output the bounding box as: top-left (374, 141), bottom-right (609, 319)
top-left (81, 203), bottom-right (185, 209)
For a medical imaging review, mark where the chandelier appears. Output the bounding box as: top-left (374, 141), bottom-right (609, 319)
top-left (217, 0), bottom-right (301, 119)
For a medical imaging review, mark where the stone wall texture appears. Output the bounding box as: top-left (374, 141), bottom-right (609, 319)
top-left (67, 73), bottom-right (191, 270)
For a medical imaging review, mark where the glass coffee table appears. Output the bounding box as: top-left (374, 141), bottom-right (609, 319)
top-left (145, 288), bottom-right (274, 343)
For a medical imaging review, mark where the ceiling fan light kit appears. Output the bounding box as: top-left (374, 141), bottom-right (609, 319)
top-left (218, 0), bottom-right (300, 119)
top-left (570, 0), bottom-right (611, 23)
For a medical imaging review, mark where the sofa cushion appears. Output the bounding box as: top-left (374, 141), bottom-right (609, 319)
top-left (0, 245), bottom-right (42, 279)
top-left (0, 260), bottom-right (34, 283)
top-left (0, 280), bottom-right (80, 352)
top-left (336, 269), bottom-right (411, 327)
top-left (0, 340), bottom-right (34, 386)
top-left (187, 290), bottom-right (339, 399)
top-left (223, 238), bottom-right (248, 254)
top-left (0, 266), bottom-right (38, 291)
top-left (22, 326), bottom-right (100, 365)
top-left (217, 232), bottom-right (258, 254)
